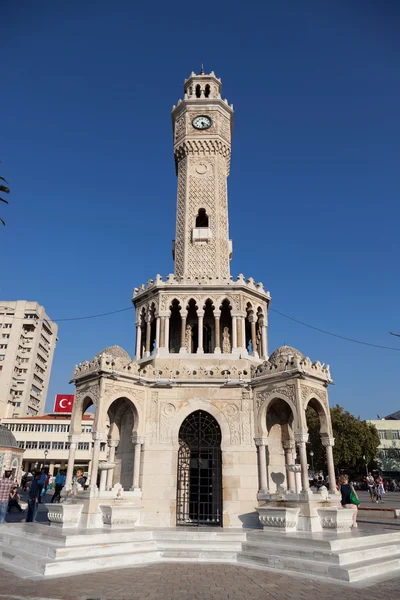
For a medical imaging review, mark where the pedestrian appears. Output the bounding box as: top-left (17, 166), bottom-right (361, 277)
top-left (26, 472), bottom-right (41, 522)
top-left (0, 471), bottom-right (17, 524)
top-left (8, 486), bottom-right (23, 513)
top-left (339, 474), bottom-right (359, 528)
top-left (74, 468), bottom-right (86, 488)
top-left (37, 468), bottom-right (47, 503)
top-left (366, 472), bottom-right (375, 501)
top-left (51, 470), bottom-right (66, 503)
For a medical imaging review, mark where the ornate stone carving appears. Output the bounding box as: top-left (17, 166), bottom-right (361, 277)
top-left (224, 403), bottom-right (241, 445)
top-left (149, 392), bottom-right (158, 444)
top-left (300, 384), bottom-right (327, 404)
top-left (255, 384), bottom-right (296, 412)
top-left (185, 324), bottom-right (192, 352)
top-left (159, 402), bottom-right (176, 444)
top-left (241, 392), bottom-right (252, 445)
top-left (222, 327), bottom-right (231, 354)
top-left (103, 383), bottom-right (144, 409)
top-left (256, 506), bottom-right (299, 530)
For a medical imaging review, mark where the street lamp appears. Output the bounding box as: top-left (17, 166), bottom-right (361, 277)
top-left (310, 450), bottom-right (314, 474)
top-left (44, 449), bottom-right (49, 467)
top-left (363, 454), bottom-right (368, 476)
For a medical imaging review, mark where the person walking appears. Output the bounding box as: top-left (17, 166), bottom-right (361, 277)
top-left (26, 472), bottom-right (41, 522)
top-left (340, 474), bottom-right (359, 528)
top-left (51, 470), bottom-right (66, 503)
top-left (8, 486), bottom-right (23, 513)
top-left (37, 468), bottom-right (47, 503)
top-left (366, 472), bottom-right (375, 502)
top-left (0, 471), bottom-right (17, 524)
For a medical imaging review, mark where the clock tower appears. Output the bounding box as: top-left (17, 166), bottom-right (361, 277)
top-left (172, 69), bottom-right (233, 280)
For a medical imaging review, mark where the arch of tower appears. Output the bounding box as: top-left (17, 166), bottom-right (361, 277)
top-left (69, 70), bottom-right (335, 529)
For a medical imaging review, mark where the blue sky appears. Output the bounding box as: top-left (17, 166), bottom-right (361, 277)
top-left (2, 1), bottom-right (399, 418)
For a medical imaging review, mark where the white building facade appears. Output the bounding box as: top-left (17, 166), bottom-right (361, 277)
top-left (368, 414), bottom-right (400, 475)
top-left (0, 301), bottom-right (58, 419)
top-left (1, 414), bottom-right (97, 476)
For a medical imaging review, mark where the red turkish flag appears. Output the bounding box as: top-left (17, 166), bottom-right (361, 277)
top-left (54, 394), bottom-right (74, 413)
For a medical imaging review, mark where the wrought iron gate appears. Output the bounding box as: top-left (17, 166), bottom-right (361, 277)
top-left (176, 410), bottom-right (222, 526)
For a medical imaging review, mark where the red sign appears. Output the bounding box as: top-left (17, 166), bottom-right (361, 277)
top-left (54, 394), bottom-right (74, 413)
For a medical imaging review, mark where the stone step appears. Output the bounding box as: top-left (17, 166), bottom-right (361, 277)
top-left (44, 550), bottom-right (160, 577)
top-left (159, 550), bottom-right (237, 562)
top-left (242, 538), bottom-right (400, 566)
top-left (154, 529), bottom-right (246, 542)
top-left (156, 540), bottom-right (242, 551)
top-left (54, 540), bottom-right (156, 560)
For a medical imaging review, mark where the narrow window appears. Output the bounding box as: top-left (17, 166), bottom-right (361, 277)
top-left (196, 208), bottom-right (209, 227)
top-left (195, 84), bottom-right (201, 98)
top-left (204, 84), bottom-right (210, 98)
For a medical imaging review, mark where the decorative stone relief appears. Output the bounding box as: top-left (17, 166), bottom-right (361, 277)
top-left (224, 403), bottom-right (241, 445)
top-left (103, 383), bottom-right (144, 410)
top-left (148, 392), bottom-right (158, 444)
top-left (159, 402), bottom-right (176, 444)
top-left (174, 156), bottom-right (187, 278)
top-left (300, 384), bottom-right (327, 404)
top-left (76, 381), bottom-right (101, 408)
top-left (241, 392), bottom-right (252, 445)
top-left (255, 384), bottom-right (296, 412)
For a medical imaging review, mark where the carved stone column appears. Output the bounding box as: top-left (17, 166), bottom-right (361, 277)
top-left (283, 440), bottom-right (296, 493)
top-left (236, 317), bottom-right (242, 348)
top-left (90, 433), bottom-right (104, 492)
top-left (295, 433), bottom-right (309, 491)
top-left (255, 437), bottom-right (268, 492)
top-left (135, 322), bottom-right (142, 360)
top-left (214, 312), bottom-right (221, 354)
top-left (261, 325), bottom-right (268, 359)
top-left (159, 317), bottom-right (165, 348)
top-left (164, 314), bottom-right (170, 349)
top-left (155, 316), bottom-right (161, 349)
top-left (231, 316), bottom-right (237, 349)
top-left (65, 435), bottom-right (80, 487)
top-left (145, 315), bottom-right (152, 357)
top-left (180, 314), bottom-right (187, 353)
top-left (131, 435), bottom-right (145, 490)
top-left (197, 311), bottom-right (204, 354)
top-left (249, 317), bottom-right (258, 357)
top-left (106, 440), bottom-right (119, 490)
top-left (322, 436), bottom-right (337, 494)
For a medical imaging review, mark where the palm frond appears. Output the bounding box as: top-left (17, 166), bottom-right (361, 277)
top-left (0, 217), bottom-right (5, 226)
top-left (0, 176), bottom-right (8, 184)
top-left (0, 185), bottom-right (10, 194)
top-left (0, 197), bottom-right (9, 204)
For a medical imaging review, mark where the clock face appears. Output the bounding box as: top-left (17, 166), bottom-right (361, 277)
top-left (192, 115), bottom-right (212, 130)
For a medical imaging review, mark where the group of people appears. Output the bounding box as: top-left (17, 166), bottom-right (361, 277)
top-left (365, 472), bottom-right (386, 503)
top-left (0, 467), bottom-right (87, 525)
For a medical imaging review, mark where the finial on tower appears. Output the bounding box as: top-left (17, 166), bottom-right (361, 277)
top-left (200, 63), bottom-right (204, 75)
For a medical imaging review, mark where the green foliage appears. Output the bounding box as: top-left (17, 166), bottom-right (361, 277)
top-left (306, 404), bottom-right (380, 477)
top-left (0, 163), bottom-right (10, 226)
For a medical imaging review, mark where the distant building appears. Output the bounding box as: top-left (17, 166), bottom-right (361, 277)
top-left (1, 413), bottom-right (99, 476)
top-left (368, 413), bottom-right (400, 476)
top-left (0, 301), bottom-right (58, 419)
top-left (0, 424), bottom-right (24, 480)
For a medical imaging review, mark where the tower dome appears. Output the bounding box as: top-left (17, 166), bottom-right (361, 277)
top-left (0, 425), bottom-right (19, 449)
top-left (268, 345), bottom-right (304, 365)
top-left (96, 345), bottom-right (131, 361)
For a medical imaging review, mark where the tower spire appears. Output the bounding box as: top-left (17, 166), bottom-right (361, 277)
top-left (200, 63), bottom-right (204, 75)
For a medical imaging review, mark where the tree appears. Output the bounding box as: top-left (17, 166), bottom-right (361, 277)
top-left (0, 163), bottom-right (10, 226)
top-left (306, 404), bottom-right (380, 477)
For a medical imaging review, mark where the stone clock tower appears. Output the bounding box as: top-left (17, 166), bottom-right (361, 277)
top-left (172, 70), bottom-right (233, 280)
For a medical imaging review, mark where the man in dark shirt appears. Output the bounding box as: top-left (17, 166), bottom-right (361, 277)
top-left (26, 472), bottom-right (41, 523)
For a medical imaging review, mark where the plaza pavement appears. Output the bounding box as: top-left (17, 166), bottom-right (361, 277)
top-left (1, 490), bottom-right (400, 600)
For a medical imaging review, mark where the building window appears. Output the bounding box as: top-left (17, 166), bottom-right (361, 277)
top-left (26, 441), bottom-right (38, 450)
top-left (0, 355), bottom-right (5, 361)
top-left (393, 431), bottom-right (400, 440)
top-left (3, 324), bottom-right (12, 329)
top-left (29, 424), bottom-right (35, 431)
top-left (41, 424), bottom-right (48, 432)
top-left (0, 344), bottom-right (7, 349)
top-left (22, 424), bottom-right (28, 431)
top-left (379, 430), bottom-right (387, 440)
top-left (47, 424), bottom-right (54, 432)
top-left (100, 443), bottom-right (106, 452)
top-left (52, 441), bottom-right (64, 450)
top-left (78, 442), bottom-right (90, 451)
top-left (18, 441), bottom-right (25, 449)
top-left (2, 334), bottom-right (10, 339)
top-left (38, 441), bottom-right (51, 450)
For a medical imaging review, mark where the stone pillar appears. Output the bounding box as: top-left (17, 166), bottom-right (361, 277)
top-left (214, 313), bottom-right (221, 354)
top-left (65, 435), bottom-right (79, 487)
top-left (155, 316), bottom-right (161, 349)
top-left (86, 459), bottom-right (93, 486)
top-left (106, 440), bottom-right (118, 490)
top-left (135, 322), bottom-right (142, 360)
top-left (159, 317), bottom-right (165, 348)
top-left (180, 314), bottom-right (187, 352)
top-left (131, 435), bottom-right (145, 490)
top-left (322, 437), bottom-right (337, 494)
top-left (231, 316), bottom-right (237, 349)
top-left (90, 433), bottom-right (103, 492)
top-left (145, 315), bottom-right (151, 357)
top-left (295, 433), bottom-right (310, 491)
top-left (261, 325), bottom-right (268, 359)
top-left (99, 468), bottom-right (107, 492)
top-left (164, 314), bottom-right (170, 350)
top-left (241, 316), bottom-right (246, 351)
top-left (283, 441), bottom-right (296, 493)
top-left (255, 437), bottom-right (268, 492)
top-left (250, 318), bottom-right (258, 357)
top-left (236, 317), bottom-right (242, 348)
top-left (197, 311), bottom-right (204, 354)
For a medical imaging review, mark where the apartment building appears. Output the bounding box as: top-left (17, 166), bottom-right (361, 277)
top-left (0, 301), bottom-right (58, 419)
top-left (1, 413), bottom-right (99, 475)
top-left (368, 411), bottom-right (400, 476)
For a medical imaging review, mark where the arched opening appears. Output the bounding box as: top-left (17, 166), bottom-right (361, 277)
top-left (204, 84), bottom-right (210, 98)
top-left (149, 303), bottom-right (157, 354)
top-left (107, 398), bottom-right (137, 491)
top-left (139, 308), bottom-right (146, 358)
top-left (186, 299), bottom-right (198, 353)
top-left (203, 299), bottom-right (215, 354)
top-left (266, 398), bottom-right (294, 492)
top-left (177, 410), bottom-right (222, 526)
top-left (169, 299), bottom-right (182, 353)
top-left (305, 398), bottom-right (330, 479)
top-left (220, 299), bottom-right (232, 354)
top-left (195, 84), bottom-right (201, 98)
top-left (256, 307), bottom-right (264, 356)
top-left (245, 303), bottom-right (254, 353)
top-left (195, 208), bottom-right (209, 228)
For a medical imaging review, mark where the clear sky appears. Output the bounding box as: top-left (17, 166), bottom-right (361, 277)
top-left (2, 1), bottom-right (399, 419)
